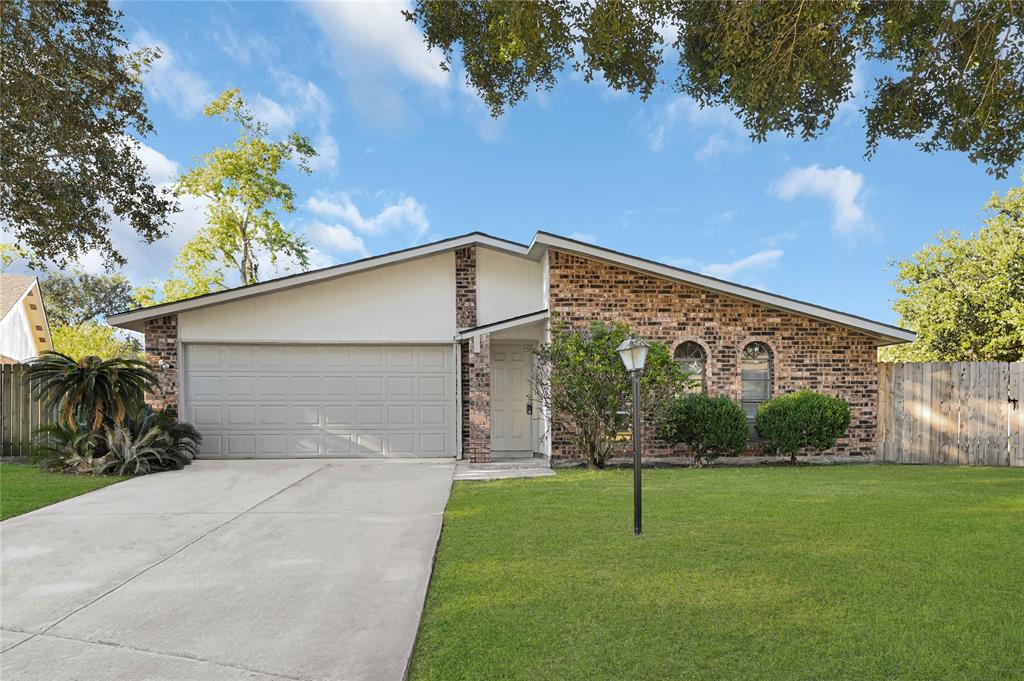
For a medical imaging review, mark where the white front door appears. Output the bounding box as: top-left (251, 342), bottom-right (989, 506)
top-left (490, 344), bottom-right (533, 454)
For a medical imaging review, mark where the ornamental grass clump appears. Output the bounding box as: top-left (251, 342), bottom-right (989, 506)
top-left (755, 390), bottom-right (851, 464)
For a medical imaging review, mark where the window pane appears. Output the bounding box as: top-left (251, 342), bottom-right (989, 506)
top-left (740, 342), bottom-right (772, 415)
top-left (674, 342), bottom-right (706, 392)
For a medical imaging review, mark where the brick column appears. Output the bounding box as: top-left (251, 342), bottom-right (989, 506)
top-left (455, 246), bottom-right (477, 329)
top-left (465, 333), bottom-right (491, 462)
top-left (143, 315), bottom-right (179, 413)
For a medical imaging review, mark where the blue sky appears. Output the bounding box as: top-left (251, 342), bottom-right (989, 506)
top-left (92, 1), bottom-right (1021, 325)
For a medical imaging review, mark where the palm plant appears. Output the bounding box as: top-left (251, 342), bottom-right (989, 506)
top-left (30, 422), bottom-right (100, 473)
top-left (97, 405), bottom-right (199, 475)
top-left (25, 352), bottom-right (159, 430)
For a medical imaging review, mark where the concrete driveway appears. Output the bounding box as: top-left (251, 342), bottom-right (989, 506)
top-left (0, 459), bottom-right (454, 681)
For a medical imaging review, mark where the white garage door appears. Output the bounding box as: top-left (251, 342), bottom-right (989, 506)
top-left (184, 344), bottom-right (455, 458)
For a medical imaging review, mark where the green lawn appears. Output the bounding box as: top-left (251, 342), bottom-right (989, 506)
top-left (410, 466), bottom-right (1024, 681)
top-left (0, 463), bottom-right (127, 520)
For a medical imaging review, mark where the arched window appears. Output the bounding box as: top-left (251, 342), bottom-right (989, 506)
top-left (674, 341), bottom-right (706, 391)
top-left (741, 342), bottom-right (773, 420)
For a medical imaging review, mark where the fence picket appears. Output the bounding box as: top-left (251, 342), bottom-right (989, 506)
top-left (878, 362), bottom-right (1021, 467)
top-left (0, 364), bottom-right (52, 458)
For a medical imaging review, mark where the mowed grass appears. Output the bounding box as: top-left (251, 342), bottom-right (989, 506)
top-left (0, 463), bottom-right (127, 520)
top-left (410, 466), bottom-right (1024, 681)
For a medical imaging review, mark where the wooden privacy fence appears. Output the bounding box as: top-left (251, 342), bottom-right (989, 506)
top-left (878, 362), bottom-right (1023, 467)
top-left (1, 364), bottom-right (53, 458)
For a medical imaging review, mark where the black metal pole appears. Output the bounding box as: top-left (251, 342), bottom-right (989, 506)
top-left (632, 369), bottom-right (642, 536)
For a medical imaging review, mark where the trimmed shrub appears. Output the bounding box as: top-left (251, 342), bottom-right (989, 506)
top-left (658, 393), bottom-right (748, 466)
top-left (755, 390), bottom-right (851, 464)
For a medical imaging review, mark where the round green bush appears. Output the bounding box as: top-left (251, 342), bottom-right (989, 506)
top-left (658, 393), bottom-right (748, 466)
top-left (755, 390), bottom-right (851, 463)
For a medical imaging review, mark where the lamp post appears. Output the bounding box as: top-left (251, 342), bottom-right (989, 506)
top-left (616, 337), bottom-right (648, 536)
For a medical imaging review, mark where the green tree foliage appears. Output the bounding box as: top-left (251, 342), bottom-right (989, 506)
top-left (880, 177), bottom-right (1024, 362)
top-left (0, 242), bottom-right (30, 272)
top-left (1, 0), bottom-right (177, 267)
top-left (132, 238), bottom-right (226, 308)
top-left (658, 393), bottom-right (748, 466)
top-left (40, 271), bottom-right (134, 326)
top-left (406, 1), bottom-right (1024, 177)
top-left (174, 89), bottom-right (316, 288)
top-left (530, 320), bottom-right (690, 468)
top-left (39, 270), bottom-right (139, 360)
top-left (755, 390), bottom-right (851, 464)
top-left (25, 352), bottom-right (158, 431)
top-left (50, 323), bottom-right (139, 361)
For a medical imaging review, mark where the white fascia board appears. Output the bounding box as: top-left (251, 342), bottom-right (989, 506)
top-left (108, 233), bottom-right (530, 329)
top-left (455, 310), bottom-right (550, 340)
top-left (529, 233), bottom-right (916, 344)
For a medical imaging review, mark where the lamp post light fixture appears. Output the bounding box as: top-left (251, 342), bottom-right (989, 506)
top-left (616, 337), bottom-right (648, 536)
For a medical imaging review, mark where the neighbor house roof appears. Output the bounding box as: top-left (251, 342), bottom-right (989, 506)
top-left (107, 231), bottom-right (915, 345)
top-left (0, 273), bottom-right (53, 356)
top-left (0, 273), bottom-right (37, 320)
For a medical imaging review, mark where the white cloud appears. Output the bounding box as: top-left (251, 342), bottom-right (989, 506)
top-left (308, 134), bottom-right (340, 173)
top-left (212, 22), bottom-right (275, 67)
top-left (700, 249), bottom-right (784, 279)
top-left (129, 139), bottom-right (179, 186)
top-left (567, 231), bottom-right (598, 244)
top-left (133, 29), bottom-right (214, 117)
top-left (304, 2), bottom-right (448, 88)
top-left (250, 94), bottom-right (297, 131)
top-left (306, 222), bottom-right (369, 258)
top-left (68, 141), bottom-right (207, 279)
top-left (249, 74), bottom-right (338, 171)
top-left (306, 192), bottom-right (429, 237)
top-left (772, 165), bottom-right (868, 235)
top-left (643, 96), bottom-right (749, 159)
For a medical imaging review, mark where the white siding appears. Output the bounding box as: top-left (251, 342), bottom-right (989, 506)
top-left (178, 253), bottom-right (456, 343)
top-left (0, 303), bottom-right (35, 362)
top-left (476, 247), bottom-right (544, 325)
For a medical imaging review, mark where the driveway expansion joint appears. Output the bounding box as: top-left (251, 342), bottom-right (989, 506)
top-left (2, 464), bottom-right (330, 657)
top-left (33, 631), bottom-right (312, 681)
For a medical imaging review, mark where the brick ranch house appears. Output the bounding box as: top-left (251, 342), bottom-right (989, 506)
top-left (108, 232), bottom-right (914, 463)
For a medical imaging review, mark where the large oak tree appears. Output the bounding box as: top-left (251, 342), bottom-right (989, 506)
top-left (1, 0), bottom-right (177, 267)
top-left (406, 1), bottom-right (1024, 177)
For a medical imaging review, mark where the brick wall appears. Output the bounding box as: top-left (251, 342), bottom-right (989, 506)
top-left (456, 246), bottom-right (491, 460)
top-left (143, 315), bottom-right (179, 413)
top-left (465, 334), bottom-right (491, 462)
top-left (455, 246), bottom-right (477, 329)
top-left (547, 250), bottom-right (880, 460)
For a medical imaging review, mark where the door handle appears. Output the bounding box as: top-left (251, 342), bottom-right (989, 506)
top-left (526, 401), bottom-right (533, 415)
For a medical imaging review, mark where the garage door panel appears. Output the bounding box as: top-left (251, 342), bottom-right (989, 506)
top-left (324, 346), bottom-right (354, 368)
top-left (388, 404), bottom-right (415, 426)
top-left (324, 376), bottom-right (354, 397)
top-left (185, 344), bottom-right (454, 458)
top-left (419, 347), bottom-right (448, 369)
top-left (419, 433), bottom-right (448, 455)
top-left (356, 376), bottom-right (385, 398)
top-left (356, 347), bottom-right (384, 368)
top-left (227, 434), bottom-right (256, 456)
top-left (419, 376), bottom-right (448, 398)
top-left (190, 346), bottom-right (223, 369)
top-left (290, 376), bottom-right (321, 396)
top-left (227, 405), bottom-right (257, 426)
top-left (192, 405), bottom-right (222, 426)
